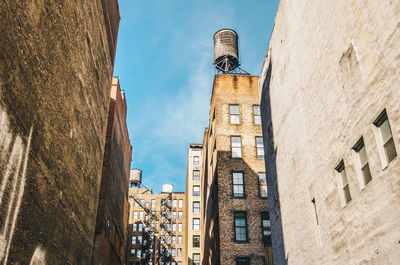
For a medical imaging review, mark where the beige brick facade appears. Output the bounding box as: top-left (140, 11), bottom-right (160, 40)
top-left (202, 74), bottom-right (272, 265)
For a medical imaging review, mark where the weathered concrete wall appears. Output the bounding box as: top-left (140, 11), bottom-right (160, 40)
top-left (203, 74), bottom-right (270, 265)
top-left (259, 0), bottom-right (400, 264)
top-left (92, 77), bottom-right (131, 265)
top-left (0, 0), bottom-right (119, 264)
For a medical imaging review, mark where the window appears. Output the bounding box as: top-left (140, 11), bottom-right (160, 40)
top-left (134, 201), bottom-right (138, 207)
top-left (236, 257), bottom-right (250, 265)
top-left (374, 110), bottom-right (397, 163)
top-left (140, 199), bottom-right (144, 205)
top-left (258, 173), bottom-right (268, 198)
top-left (178, 223), bottom-right (182, 232)
top-left (172, 211), bottom-right (177, 219)
top-left (193, 201), bottom-right (200, 213)
top-left (173, 224), bottom-right (177, 232)
top-left (151, 199), bottom-right (156, 209)
top-left (173, 199), bottom-right (177, 208)
top-left (136, 249), bottom-right (141, 258)
top-left (177, 248), bottom-right (182, 257)
top-left (178, 235), bottom-right (182, 244)
top-left (193, 170), bottom-right (200, 181)
top-left (146, 202), bottom-right (149, 208)
top-left (139, 211), bottom-right (144, 220)
top-left (353, 137), bottom-right (372, 185)
top-left (178, 211), bottom-right (183, 219)
top-left (132, 223), bottom-right (137, 231)
top-left (261, 212), bottom-right (271, 244)
top-left (234, 212), bottom-right (247, 242)
top-left (178, 262), bottom-right (182, 265)
top-left (172, 248), bottom-right (176, 257)
top-left (193, 156), bottom-right (199, 166)
top-left (193, 235), bottom-right (200, 247)
top-left (179, 199), bottom-right (183, 208)
top-left (253, 105), bottom-right (261, 125)
top-left (172, 235), bottom-right (176, 244)
top-left (232, 172), bottom-right (245, 198)
top-left (231, 136), bottom-right (242, 158)
top-left (336, 161), bottom-right (352, 204)
top-left (131, 236), bottom-right (136, 244)
top-left (193, 185), bottom-right (200, 196)
top-left (138, 223), bottom-right (143, 232)
top-left (137, 235), bottom-right (142, 245)
top-left (130, 248), bottom-right (135, 257)
top-left (230, 104), bottom-right (240, 124)
top-left (193, 254), bottom-right (200, 265)
top-left (256, 136), bottom-right (264, 158)
top-left (133, 211), bottom-right (138, 219)
top-left (193, 218), bottom-right (200, 231)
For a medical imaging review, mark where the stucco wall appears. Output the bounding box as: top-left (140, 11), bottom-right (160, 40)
top-left (259, 1), bottom-right (400, 264)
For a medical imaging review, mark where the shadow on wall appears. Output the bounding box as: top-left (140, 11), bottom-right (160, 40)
top-left (260, 61), bottom-right (288, 265)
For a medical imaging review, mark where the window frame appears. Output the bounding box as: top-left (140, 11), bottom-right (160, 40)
top-left (261, 212), bottom-right (271, 245)
top-left (193, 170), bottom-right (200, 181)
top-left (193, 156), bottom-right (200, 166)
top-left (373, 110), bottom-right (397, 165)
top-left (253, 105), bottom-right (261, 125)
top-left (234, 211), bottom-right (248, 243)
top-left (231, 136), bottom-right (242, 158)
top-left (352, 137), bottom-right (372, 186)
top-left (258, 172), bottom-right (268, 198)
top-left (193, 201), bottom-right (200, 213)
top-left (193, 253), bottom-right (200, 265)
top-left (255, 136), bottom-right (265, 159)
top-left (335, 160), bottom-right (352, 204)
top-left (193, 218), bottom-right (200, 231)
top-left (229, 104), bottom-right (240, 124)
top-left (232, 171), bottom-right (245, 198)
top-left (193, 185), bottom-right (200, 196)
top-left (193, 235), bottom-right (200, 248)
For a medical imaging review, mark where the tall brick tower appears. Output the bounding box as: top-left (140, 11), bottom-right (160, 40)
top-left (201, 30), bottom-right (273, 265)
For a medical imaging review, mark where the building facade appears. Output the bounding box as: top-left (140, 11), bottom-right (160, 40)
top-left (0, 1), bottom-right (120, 264)
top-left (127, 185), bottom-right (187, 265)
top-left (202, 74), bottom-right (272, 265)
top-left (258, 1), bottom-right (400, 264)
top-left (185, 144), bottom-right (203, 265)
top-left (92, 77), bottom-right (132, 265)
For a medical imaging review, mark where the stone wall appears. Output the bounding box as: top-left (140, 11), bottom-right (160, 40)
top-left (259, 0), bottom-right (400, 264)
top-left (0, 0), bottom-right (119, 264)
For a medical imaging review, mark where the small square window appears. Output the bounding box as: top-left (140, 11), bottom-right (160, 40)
top-left (193, 170), bottom-right (200, 181)
top-left (193, 235), bottom-right (200, 248)
top-left (193, 185), bottom-right (200, 196)
top-left (193, 201), bottom-right (200, 213)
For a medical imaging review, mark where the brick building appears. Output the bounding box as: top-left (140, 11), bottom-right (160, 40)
top-left (92, 77), bottom-right (132, 265)
top-left (0, 0), bottom-right (120, 264)
top-left (201, 74), bottom-right (272, 265)
top-left (185, 144), bottom-right (203, 265)
top-left (258, 0), bottom-right (400, 264)
top-left (127, 183), bottom-right (187, 265)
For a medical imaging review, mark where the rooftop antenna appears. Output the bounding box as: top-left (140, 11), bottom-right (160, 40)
top-left (213, 29), bottom-right (249, 74)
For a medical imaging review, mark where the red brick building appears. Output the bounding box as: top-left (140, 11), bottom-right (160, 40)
top-left (92, 77), bottom-right (132, 265)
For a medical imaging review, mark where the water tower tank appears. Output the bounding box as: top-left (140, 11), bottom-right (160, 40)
top-left (130, 169), bottom-right (142, 185)
top-left (213, 29), bottom-right (239, 73)
top-left (162, 183), bottom-right (174, 193)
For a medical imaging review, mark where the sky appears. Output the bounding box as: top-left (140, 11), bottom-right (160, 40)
top-left (113, 0), bottom-right (280, 193)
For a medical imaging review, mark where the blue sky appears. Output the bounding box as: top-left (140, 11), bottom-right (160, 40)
top-left (113, 0), bottom-right (280, 193)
